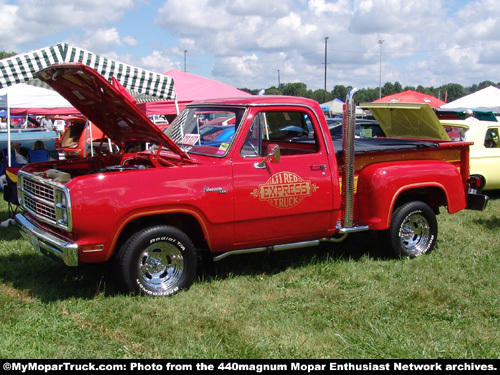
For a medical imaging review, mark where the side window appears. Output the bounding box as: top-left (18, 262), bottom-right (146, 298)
top-left (240, 110), bottom-right (318, 158)
top-left (241, 115), bottom-right (263, 158)
top-left (484, 128), bottom-right (499, 148)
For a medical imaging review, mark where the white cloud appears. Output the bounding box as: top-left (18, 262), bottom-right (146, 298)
top-left (0, 0), bottom-right (135, 50)
top-left (139, 50), bottom-right (179, 73)
top-left (68, 28), bottom-right (128, 53)
top-left (2, 0), bottom-right (500, 91)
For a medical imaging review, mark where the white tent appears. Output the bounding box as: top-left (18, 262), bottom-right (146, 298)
top-left (0, 83), bottom-right (74, 114)
top-left (440, 86), bottom-right (500, 114)
top-left (321, 99), bottom-right (345, 115)
top-left (0, 84), bottom-right (77, 166)
top-left (321, 98), bottom-right (364, 116)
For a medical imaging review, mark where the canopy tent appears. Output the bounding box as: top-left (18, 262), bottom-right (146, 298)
top-left (373, 90), bottom-right (446, 108)
top-left (137, 69), bottom-right (250, 116)
top-left (1, 83), bottom-right (78, 166)
top-left (321, 98), bottom-right (365, 117)
top-left (0, 43), bottom-right (176, 103)
top-left (439, 86), bottom-right (500, 114)
top-left (0, 43), bottom-right (178, 167)
top-left (0, 83), bottom-right (77, 116)
top-left (321, 98), bottom-right (345, 115)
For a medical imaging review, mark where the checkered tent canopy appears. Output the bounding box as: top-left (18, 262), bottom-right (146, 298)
top-left (0, 43), bottom-right (176, 102)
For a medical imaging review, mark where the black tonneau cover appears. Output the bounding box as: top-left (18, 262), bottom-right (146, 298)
top-left (332, 137), bottom-right (439, 155)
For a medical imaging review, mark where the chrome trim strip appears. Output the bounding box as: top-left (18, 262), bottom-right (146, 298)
top-left (213, 240), bottom-right (321, 261)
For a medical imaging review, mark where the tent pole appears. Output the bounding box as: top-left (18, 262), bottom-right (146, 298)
top-left (7, 94), bottom-right (11, 167)
top-left (175, 98), bottom-right (180, 115)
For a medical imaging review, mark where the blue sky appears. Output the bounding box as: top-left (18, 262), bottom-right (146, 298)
top-left (1, 0), bottom-right (500, 92)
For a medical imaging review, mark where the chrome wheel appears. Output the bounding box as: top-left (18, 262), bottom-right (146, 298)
top-left (387, 201), bottom-right (437, 258)
top-left (116, 225), bottom-right (197, 296)
top-left (138, 242), bottom-right (184, 293)
top-left (399, 212), bottom-right (431, 257)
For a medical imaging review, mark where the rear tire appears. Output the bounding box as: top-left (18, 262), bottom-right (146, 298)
top-left (387, 201), bottom-right (437, 258)
top-left (115, 225), bottom-right (197, 296)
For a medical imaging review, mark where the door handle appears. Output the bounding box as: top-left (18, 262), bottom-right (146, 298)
top-left (311, 164), bottom-right (327, 171)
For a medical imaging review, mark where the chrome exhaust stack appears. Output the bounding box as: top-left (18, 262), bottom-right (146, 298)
top-left (341, 88), bottom-right (358, 228)
top-left (339, 88), bottom-right (369, 234)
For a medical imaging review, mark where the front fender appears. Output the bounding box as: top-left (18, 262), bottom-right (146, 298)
top-left (356, 160), bottom-right (466, 230)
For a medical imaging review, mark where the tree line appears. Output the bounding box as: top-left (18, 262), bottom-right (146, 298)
top-left (240, 80), bottom-right (500, 105)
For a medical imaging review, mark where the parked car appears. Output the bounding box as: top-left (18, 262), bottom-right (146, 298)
top-left (441, 119), bottom-right (500, 191)
top-left (327, 118), bottom-right (384, 138)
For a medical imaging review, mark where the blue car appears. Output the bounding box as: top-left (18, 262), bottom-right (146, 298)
top-left (199, 125), bottom-right (235, 146)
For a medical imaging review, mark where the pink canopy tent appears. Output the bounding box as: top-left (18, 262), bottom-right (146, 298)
top-left (373, 90), bottom-right (445, 108)
top-left (137, 69), bottom-right (251, 116)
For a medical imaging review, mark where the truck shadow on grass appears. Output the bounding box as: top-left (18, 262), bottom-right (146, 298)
top-left (212, 231), bottom-right (391, 281)
top-left (0, 231), bottom-right (387, 302)
top-left (0, 253), bottom-right (117, 302)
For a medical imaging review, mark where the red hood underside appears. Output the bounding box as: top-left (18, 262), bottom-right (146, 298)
top-left (36, 63), bottom-right (185, 158)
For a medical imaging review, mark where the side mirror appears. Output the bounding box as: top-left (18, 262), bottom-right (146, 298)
top-left (254, 144), bottom-right (280, 169)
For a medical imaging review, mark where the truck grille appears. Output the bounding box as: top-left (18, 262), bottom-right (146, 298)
top-left (17, 171), bottom-right (72, 231)
top-left (23, 193), bottom-right (57, 223)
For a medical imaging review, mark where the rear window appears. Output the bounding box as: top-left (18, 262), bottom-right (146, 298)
top-left (442, 125), bottom-right (468, 141)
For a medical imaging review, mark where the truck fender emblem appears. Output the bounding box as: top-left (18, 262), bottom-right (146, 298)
top-left (203, 186), bottom-right (228, 194)
top-left (250, 171), bottom-right (318, 209)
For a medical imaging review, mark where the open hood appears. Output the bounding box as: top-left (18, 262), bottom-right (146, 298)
top-left (361, 102), bottom-right (450, 140)
top-left (36, 63), bottom-right (186, 158)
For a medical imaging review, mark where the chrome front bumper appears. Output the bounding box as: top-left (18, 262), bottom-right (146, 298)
top-left (15, 213), bottom-right (78, 266)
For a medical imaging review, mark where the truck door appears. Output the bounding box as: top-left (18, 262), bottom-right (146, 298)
top-left (232, 108), bottom-right (335, 245)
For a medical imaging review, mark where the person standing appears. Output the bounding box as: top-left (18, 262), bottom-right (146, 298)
top-left (464, 109), bottom-right (478, 121)
top-left (40, 116), bottom-right (54, 130)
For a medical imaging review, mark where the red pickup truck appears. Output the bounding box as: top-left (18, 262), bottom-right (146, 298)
top-left (15, 64), bottom-right (488, 296)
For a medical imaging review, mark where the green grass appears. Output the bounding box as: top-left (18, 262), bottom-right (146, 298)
top-left (0, 193), bottom-right (499, 359)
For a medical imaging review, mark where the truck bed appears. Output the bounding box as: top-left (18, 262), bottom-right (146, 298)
top-left (332, 137), bottom-right (440, 155)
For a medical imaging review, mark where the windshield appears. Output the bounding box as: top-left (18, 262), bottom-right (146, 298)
top-left (164, 106), bottom-right (246, 156)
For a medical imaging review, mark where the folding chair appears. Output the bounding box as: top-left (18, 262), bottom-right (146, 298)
top-left (1, 148), bottom-right (24, 168)
top-left (28, 149), bottom-right (50, 163)
top-left (0, 162), bottom-right (4, 191)
top-left (3, 167), bottom-right (21, 218)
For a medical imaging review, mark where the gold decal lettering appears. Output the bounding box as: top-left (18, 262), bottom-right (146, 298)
top-left (251, 171), bottom-right (318, 209)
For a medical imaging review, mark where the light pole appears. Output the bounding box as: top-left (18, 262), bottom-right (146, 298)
top-left (324, 37), bottom-right (329, 103)
top-left (377, 40), bottom-right (384, 98)
top-left (184, 50), bottom-right (187, 72)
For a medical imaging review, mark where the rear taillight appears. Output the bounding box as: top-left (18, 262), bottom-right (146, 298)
top-left (468, 176), bottom-right (481, 189)
top-left (467, 175), bottom-right (483, 194)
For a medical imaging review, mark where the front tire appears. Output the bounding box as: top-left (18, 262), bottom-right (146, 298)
top-left (387, 201), bottom-right (437, 258)
top-left (115, 225), bottom-right (197, 296)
